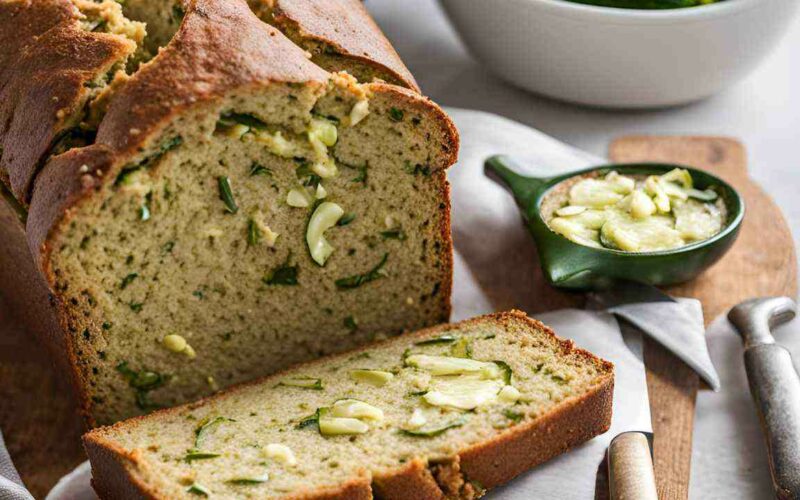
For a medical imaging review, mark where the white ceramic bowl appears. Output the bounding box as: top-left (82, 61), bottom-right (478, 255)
top-left (439, 0), bottom-right (799, 108)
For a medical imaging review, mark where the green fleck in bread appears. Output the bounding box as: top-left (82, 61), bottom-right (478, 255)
top-left (24, 0), bottom-right (457, 426)
top-left (84, 311), bottom-right (614, 499)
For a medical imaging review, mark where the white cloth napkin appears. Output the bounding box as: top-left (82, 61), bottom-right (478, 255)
top-left (0, 430), bottom-right (33, 500)
top-left (690, 316), bottom-right (800, 499)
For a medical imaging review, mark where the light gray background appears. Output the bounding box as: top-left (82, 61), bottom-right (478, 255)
top-left (363, 1), bottom-right (800, 498)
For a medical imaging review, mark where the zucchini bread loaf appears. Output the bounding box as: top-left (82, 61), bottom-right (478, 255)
top-left (85, 311), bottom-right (614, 499)
top-left (2, 0), bottom-right (458, 426)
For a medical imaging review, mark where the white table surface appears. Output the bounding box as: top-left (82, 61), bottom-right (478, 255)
top-left (365, 1), bottom-right (800, 498)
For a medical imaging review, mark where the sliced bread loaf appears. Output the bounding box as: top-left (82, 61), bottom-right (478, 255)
top-left (84, 310), bottom-right (614, 499)
top-left (24, 0), bottom-right (457, 425)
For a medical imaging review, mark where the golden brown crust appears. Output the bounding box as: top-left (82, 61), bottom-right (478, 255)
top-left (363, 82), bottom-right (459, 172)
top-left (459, 372), bottom-right (613, 488)
top-left (372, 459), bottom-right (444, 500)
top-left (84, 310), bottom-right (613, 499)
top-left (434, 172), bottom-right (454, 324)
top-left (286, 475), bottom-right (373, 500)
top-left (266, 0), bottom-right (420, 91)
top-left (0, 188), bottom-right (87, 413)
top-left (27, 145), bottom-right (115, 276)
top-left (22, 146), bottom-right (116, 426)
top-left (0, 0), bottom-right (135, 204)
top-left (83, 438), bottom-right (159, 500)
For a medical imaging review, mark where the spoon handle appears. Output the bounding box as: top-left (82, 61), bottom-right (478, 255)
top-left (483, 155), bottom-right (547, 213)
top-left (745, 344), bottom-right (800, 499)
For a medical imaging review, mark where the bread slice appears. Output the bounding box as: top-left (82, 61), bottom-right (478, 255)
top-left (84, 311), bottom-right (614, 499)
top-left (24, 0), bottom-right (457, 426)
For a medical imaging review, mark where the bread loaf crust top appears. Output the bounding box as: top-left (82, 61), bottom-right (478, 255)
top-left (0, 0), bottom-right (135, 204)
top-left (269, 0), bottom-right (420, 92)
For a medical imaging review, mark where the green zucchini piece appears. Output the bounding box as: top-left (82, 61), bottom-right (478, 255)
top-left (194, 416), bottom-right (235, 450)
top-left (686, 187), bottom-right (718, 202)
top-left (186, 482), bottom-right (210, 496)
top-left (318, 407), bottom-right (369, 436)
top-left (217, 176), bottom-right (238, 214)
top-left (493, 361), bottom-right (513, 384)
top-left (226, 474), bottom-right (269, 485)
top-left (184, 452), bottom-right (221, 462)
top-left (423, 377), bottom-right (505, 410)
top-left (349, 369), bottom-right (394, 387)
top-left (277, 377), bottom-right (323, 390)
top-left (400, 416), bottom-right (468, 437)
top-left (450, 337), bottom-right (473, 358)
top-left (414, 334), bottom-right (458, 346)
top-left (335, 253), bottom-right (388, 289)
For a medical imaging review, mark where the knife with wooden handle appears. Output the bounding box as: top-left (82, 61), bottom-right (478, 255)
top-left (729, 297), bottom-right (800, 500)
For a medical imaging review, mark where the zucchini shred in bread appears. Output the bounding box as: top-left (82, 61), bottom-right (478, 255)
top-left (85, 311), bottom-right (614, 499)
top-left (4, 0), bottom-right (457, 426)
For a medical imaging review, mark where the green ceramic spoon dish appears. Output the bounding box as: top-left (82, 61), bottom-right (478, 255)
top-left (485, 155), bottom-right (745, 291)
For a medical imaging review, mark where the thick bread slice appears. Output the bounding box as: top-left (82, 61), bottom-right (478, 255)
top-left (27, 0), bottom-right (457, 426)
top-left (0, 0), bottom-right (141, 204)
top-left (84, 310), bottom-right (614, 499)
top-left (251, 0), bottom-right (420, 91)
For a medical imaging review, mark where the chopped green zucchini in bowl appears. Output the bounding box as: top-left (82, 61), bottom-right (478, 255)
top-left (562, 0), bottom-right (722, 9)
top-left (545, 169), bottom-right (726, 252)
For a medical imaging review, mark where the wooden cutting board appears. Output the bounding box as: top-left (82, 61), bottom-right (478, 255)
top-left (611, 136), bottom-right (797, 499)
top-left (521, 136), bottom-right (797, 499)
top-left (0, 136), bottom-right (796, 499)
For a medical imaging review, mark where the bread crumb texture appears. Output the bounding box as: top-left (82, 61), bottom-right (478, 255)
top-left (86, 311), bottom-right (613, 499)
top-left (31, 0), bottom-right (456, 425)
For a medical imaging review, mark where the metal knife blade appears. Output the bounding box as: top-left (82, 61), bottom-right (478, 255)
top-left (590, 280), bottom-right (721, 391)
